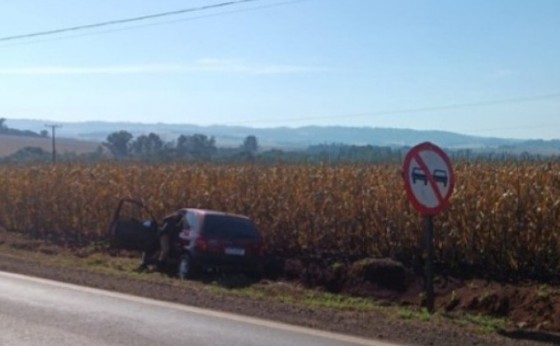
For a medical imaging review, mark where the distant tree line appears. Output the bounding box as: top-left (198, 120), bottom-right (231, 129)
top-left (101, 130), bottom-right (258, 162)
top-left (0, 130), bottom-right (261, 164)
top-left (1, 127), bottom-right (559, 165)
top-left (0, 118), bottom-right (48, 138)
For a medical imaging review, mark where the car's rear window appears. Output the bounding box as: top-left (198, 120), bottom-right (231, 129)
top-left (201, 215), bottom-right (260, 240)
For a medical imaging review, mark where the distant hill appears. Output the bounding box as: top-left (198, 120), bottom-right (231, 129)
top-left (0, 134), bottom-right (100, 157)
top-left (5, 118), bottom-right (560, 154)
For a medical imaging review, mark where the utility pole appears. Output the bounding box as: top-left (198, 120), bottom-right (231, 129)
top-left (45, 124), bottom-right (62, 163)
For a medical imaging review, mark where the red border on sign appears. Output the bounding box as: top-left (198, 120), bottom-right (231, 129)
top-left (402, 142), bottom-right (455, 216)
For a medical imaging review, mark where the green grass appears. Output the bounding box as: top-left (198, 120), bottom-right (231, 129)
top-left (396, 307), bottom-right (433, 322)
top-left (452, 313), bottom-right (506, 333)
top-left (395, 307), bottom-right (505, 334)
top-left (208, 282), bottom-right (376, 310)
top-left (535, 284), bottom-right (559, 302)
top-left (302, 291), bottom-right (375, 310)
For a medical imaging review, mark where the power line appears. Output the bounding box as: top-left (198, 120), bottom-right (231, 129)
top-left (0, 0), bottom-right (308, 48)
top-left (0, 0), bottom-right (264, 43)
top-left (224, 92), bottom-right (560, 125)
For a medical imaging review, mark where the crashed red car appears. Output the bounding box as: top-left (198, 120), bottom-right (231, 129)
top-left (109, 199), bottom-right (266, 279)
top-left (175, 208), bottom-right (266, 279)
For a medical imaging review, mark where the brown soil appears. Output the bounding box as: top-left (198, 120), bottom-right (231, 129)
top-left (0, 231), bottom-right (559, 346)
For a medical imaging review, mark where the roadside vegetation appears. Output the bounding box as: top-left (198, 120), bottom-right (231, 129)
top-left (1, 162), bottom-right (559, 282)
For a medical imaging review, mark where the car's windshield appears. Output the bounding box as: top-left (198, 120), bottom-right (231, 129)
top-left (202, 215), bottom-right (260, 240)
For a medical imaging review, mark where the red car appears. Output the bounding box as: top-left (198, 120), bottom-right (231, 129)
top-left (109, 199), bottom-right (266, 279)
top-left (176, 208), bottom-right (266, 279)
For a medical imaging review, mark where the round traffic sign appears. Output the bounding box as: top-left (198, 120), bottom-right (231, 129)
top-left (402, 142), bottom-right (454, 216)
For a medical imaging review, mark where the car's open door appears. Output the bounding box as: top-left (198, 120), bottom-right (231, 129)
top-left (108, 198), bottom-right (158, 252)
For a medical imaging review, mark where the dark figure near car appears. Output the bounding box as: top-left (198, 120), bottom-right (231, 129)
top-left (138, 210), bottom-right (184, 271)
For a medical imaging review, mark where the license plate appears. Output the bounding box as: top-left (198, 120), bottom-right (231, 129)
top-left (225, 247), bottom-right (245, 256)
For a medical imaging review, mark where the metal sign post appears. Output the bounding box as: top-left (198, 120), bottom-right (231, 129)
top-left (424, 215), bottom-right (434, 312)
top-left (403, 142), bottom-right (454, 313)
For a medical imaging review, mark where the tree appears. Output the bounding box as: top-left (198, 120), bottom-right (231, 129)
top-left (103, 130), bottom-right (133, 159)
top-left (3, 146), bottom-right (50, 164)
top-left (0, 118), bottom-right (6, 129)
top-left (241, 135), bottom-right (259, 154)
top-left (176, 134), bottom-right (217, 161)
top-left (130, 132), bottom-right (164, 160)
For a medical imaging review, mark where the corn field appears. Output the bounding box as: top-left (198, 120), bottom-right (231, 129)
top-left (0, 162), bottom-right (559, 280)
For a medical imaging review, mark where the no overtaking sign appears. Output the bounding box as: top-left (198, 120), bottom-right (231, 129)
top-left (402, 141), bottom-right (455, 313)
top-left (403, 142), bottom-right (455, 216)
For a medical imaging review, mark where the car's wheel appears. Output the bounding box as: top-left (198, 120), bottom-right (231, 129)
top-left (178, 254), bottom-right (197, 279)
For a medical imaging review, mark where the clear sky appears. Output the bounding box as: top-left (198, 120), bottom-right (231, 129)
top-left (1, 0), bottom-right (559, 139)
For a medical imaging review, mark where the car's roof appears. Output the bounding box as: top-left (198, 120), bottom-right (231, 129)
top-left (177, 208), bottom-right (250, 220)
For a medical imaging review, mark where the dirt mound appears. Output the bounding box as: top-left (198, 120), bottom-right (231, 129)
top-left (441, 280), bottom-right (560, 331)
top-left (276, 255), bottom-right (560, 333)
top-left (344, 258), bottom-right (411, 292)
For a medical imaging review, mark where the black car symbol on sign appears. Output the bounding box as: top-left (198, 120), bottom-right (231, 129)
top-left (411, 167), bottom-right (428, 185)
top-left (411, 167), bottom-right (448, 187)
top-left (432, 169), bottom-right (448, 187)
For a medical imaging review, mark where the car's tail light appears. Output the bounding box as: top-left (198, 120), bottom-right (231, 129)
top-left (195, 236), bottom-right (208, 252)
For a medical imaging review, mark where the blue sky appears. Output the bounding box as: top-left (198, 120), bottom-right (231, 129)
top-left (1, 0), bottom-right (559, 139)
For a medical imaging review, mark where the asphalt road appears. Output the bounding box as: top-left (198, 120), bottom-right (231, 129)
top-left (0, 271), bottom-right (400, 346)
